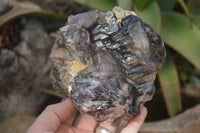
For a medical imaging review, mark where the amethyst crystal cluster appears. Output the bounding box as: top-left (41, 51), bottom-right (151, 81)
top-left (50, 7), bottom-right (166, 123)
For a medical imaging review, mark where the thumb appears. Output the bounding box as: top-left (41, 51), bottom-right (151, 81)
top-left (121, 107), bottom-right (147, 133)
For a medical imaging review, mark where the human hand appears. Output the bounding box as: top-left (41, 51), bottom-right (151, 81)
top-left (27, 99), bottom-right (147, 133)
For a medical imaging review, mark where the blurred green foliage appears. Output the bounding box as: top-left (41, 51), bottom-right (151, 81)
top-left (72, 0), bottom-right (200, 117)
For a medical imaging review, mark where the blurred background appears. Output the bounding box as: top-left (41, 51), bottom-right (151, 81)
top-left (0, 0), bottom-right (200, 132)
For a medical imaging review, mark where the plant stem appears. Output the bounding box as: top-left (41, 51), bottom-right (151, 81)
top-left (32, 85), bottom-right (61, 97)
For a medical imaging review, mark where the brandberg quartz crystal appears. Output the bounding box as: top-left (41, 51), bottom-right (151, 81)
top-left (49, 7), bottom-right (166, 123)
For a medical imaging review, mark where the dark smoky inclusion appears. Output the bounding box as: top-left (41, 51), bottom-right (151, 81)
top-left (50, 7), bottom-right (166, 123)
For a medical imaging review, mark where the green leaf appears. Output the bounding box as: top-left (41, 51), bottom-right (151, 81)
top-left (0, 9), bottom-right (67, 27)
top-left (158, 52), bottom-right (182, 117)
top-left (177, 0), bottom-right (190, 20)
top-left (190, 13), bottom-right (200, 27)
top-left (161, 12), bottom-right (200, 70)
top-left (187, 0), bottom-right (200, 27)
top-left (136, 1), bottom-right (161, 33)
top-left (187, 0), bottom-right (200, 13)
top-left (132, 0), bottom-right (152, 10)
top-left (117, 0), bottom-right (132, 10)
top-left (157, 0), bottom-right (177, 11)
top-left (72, 0), bottom-right (115, 12)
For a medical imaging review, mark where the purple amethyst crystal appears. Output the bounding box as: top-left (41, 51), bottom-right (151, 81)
top-left (49, 7), bottom-right (166, 123)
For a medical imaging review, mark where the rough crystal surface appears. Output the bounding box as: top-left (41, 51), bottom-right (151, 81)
top-left (49, 7), bottom-right (166, 123)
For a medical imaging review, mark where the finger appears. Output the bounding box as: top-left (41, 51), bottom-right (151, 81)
top-left (56, 124), bottom-right (88, 133)
top-left (77, 114), bottom-right (99, 131)
top-left (27, 99), bottom-right (76, 132)
top-left (63, 110), bottom-right (77, 126)
top-left (56, 124), bottom-right (77, 133)
top-left (97, 119), bottom-right (121, 133)
top-left (121, 107), bottom-right (147, 133)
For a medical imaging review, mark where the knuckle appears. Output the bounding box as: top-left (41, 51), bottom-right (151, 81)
top-left (45, 104), bottom-right (55, 111)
